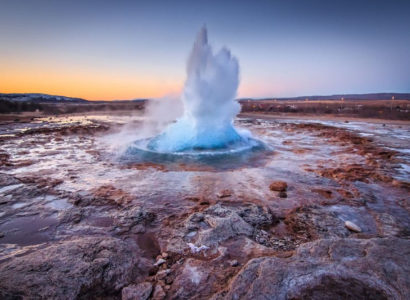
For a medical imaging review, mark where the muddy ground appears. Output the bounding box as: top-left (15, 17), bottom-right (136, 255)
top-left (0, 112), bottom-right (409, 299)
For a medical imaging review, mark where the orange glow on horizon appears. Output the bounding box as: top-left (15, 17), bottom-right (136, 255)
top-left (1, 70), bottom-right (291, 100)
top-left (0, 65), bottom-right (183, 101)
top-left (1, 63), bottom-right (290, 100)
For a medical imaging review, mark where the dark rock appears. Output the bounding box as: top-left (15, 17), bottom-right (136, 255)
top-left (167, 203), bottom-right (276, 253)
top-left (199, 199), bottom-right (210, 205)
top-left (152, 284), bottom-right (166, 299)
top-left (216, 238), bottom-right (409, 299)
top-left (229, 260), bottom-right (239, 267)
top-left (312, 188), bottom-right (333, 198)
top-left (60, 207), bottom-right (83, 224)
top-left (156, 269), bottom-right (171, 280)
top-left (122, 282), bottom-right (152, 300)
top-left (184, 196), bottom-right (201, 202)
top-left (0, 236), bottom-right (145, 299)
top-left (195, 204), bottom-right (254, 247)
top-left (217, 189), bottom-right (232, 198)
top-left (269, 181), bottom-right (287, 192)
top-left (0, 154), bottom-right (11, 167)
top-left (284, 206), bottom-right (350, 242)
top-left (188, 212), bottom-right (204, 223)
top-left (236, 204), bottom-right (274, 229)
top-left (0, 173), bottom-right (19, 186)
top-left (114, 206), bottom-right (156, 234)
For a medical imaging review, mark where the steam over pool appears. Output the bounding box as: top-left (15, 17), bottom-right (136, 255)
top-left (126, 27), bottom-right (265, 165)
top-left (147, 27), bottom-right (246, 152)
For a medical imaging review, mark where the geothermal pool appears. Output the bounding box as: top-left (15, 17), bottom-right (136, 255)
top-left (0, 112), bottom-right (409, 298)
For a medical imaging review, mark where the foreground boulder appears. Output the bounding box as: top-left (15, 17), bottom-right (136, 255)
top-left (269, 181), bottom-right (288, 192)
top-left (166, 203), bottom-right (274, 253)
top-left (214, 237), bottom-right (409, 300)
top-left (0, 236), bottom-right (147, 299)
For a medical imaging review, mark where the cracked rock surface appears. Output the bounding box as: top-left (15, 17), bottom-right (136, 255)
top-left (213, 238), bottom-right (410, 300)
top-left (0, 236), bottom-right (150, 299)
top-left (0, 113), bottom-right (409, 299)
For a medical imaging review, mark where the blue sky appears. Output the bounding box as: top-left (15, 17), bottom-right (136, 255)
top-left (1, 0), bottom-right (409, 99)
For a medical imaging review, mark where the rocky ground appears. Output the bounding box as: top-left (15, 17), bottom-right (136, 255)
top-left (0, 113), bottom-right (409, 299)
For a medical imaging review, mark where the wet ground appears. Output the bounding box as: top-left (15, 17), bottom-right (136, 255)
top-left (0, 112), bottom-right (409, 299)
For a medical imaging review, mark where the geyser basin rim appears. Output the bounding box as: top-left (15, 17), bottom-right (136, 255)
top-left (121, 136), bottom-right (272, 171)
top-left (125, 136), bottom-right (268, 157)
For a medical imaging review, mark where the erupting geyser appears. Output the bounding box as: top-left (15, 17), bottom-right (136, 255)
top-left (126, 27), bottom-right (265, 166)
top-left (148, 27), bottom-right (253, 152)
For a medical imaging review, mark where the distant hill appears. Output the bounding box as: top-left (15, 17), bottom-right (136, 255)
top-left (0, 93), bottom-right (151, 103)
top-left (1, 92), bottom-right (409, 104)
top-left (0, 93), bottom-right (88, 103)
top-left (239, 93), bottom-right (410, 101)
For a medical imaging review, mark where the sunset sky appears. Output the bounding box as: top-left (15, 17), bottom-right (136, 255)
top-left (1, 0), bottom-right (409, 100)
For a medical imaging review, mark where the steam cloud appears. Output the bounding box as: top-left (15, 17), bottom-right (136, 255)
top-left (148, 27), bottom-right (246, 152)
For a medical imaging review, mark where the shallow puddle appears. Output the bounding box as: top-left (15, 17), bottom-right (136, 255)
top-left (0, 216), bottom-right (58, 246)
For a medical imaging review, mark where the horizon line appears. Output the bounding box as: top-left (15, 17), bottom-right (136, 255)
top-left (2, 91), bottom-right (410, 102)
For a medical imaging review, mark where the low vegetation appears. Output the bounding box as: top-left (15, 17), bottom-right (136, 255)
top-left (240, 99), bottom-right (410, 120)
top-left (1, 97), bottom-right (409, 120)
top-left (0, 100), bottom-right (145, 115)
top-left (0, 99), bottom-right (43, 114)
